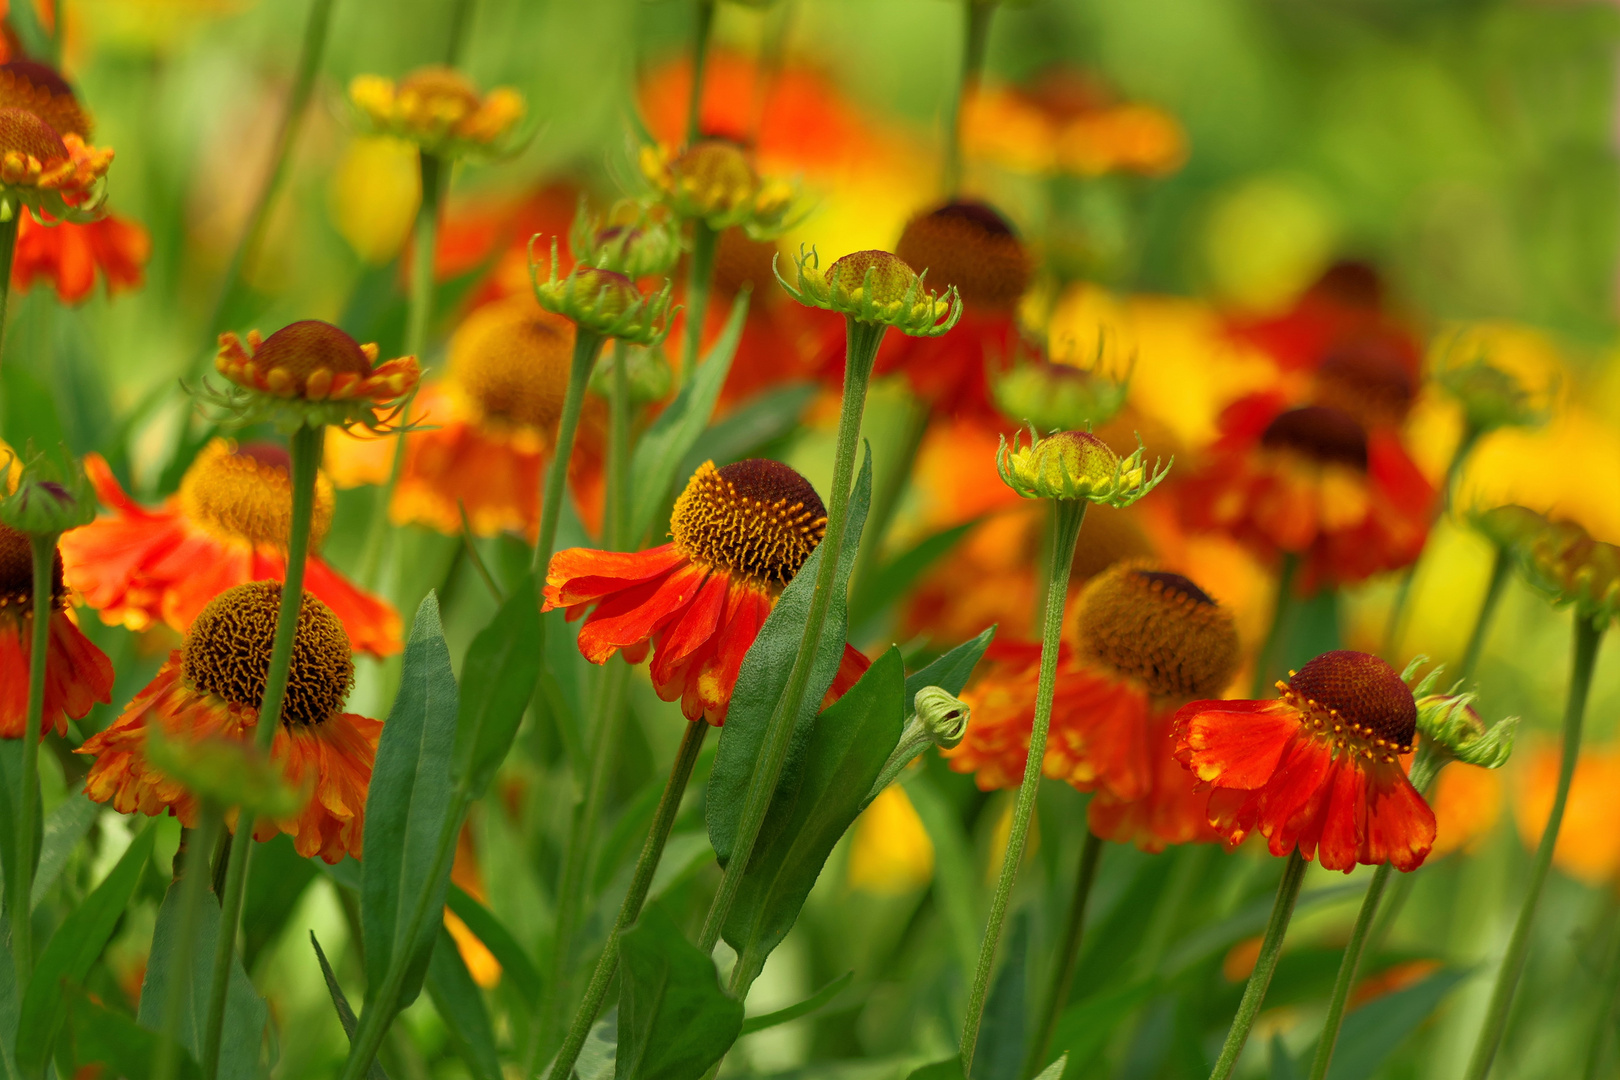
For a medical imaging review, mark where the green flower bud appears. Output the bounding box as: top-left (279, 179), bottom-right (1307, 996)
top-left (1438, 360), bottom-right (1546, 436)
top-left (0, 449), bottom-right (95, 535)
top-left (996, 427), bottom-right (1169, 506)
top-left (1415, 692), bottom-right (1517, 769)
top-left (992, 356), bottom-right (1131, 431)
top-left (588, 343), bottom-right (674, 406)
top-left (777, 245), bottom-right (962, 336)
top-left (569, 200), bottom-right (682, 279)
top-left (531, 237), bottom-right (674, 345)
top-left (914, 686), bottom-right (970, 749)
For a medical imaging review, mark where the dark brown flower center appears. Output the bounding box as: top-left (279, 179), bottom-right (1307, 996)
top-left (0, 107), bottom-right (66, 161)
top-left (450, 300), bottom-right (573, 430)
top-left (254, 320), bottom-right (372, 382)
top-left (1259, 405), bottom-right (1368, 471)
top-left (670, 459), bottom-right (828, 587)
top-left (1075, 563), bottom-right (1239, 700)
top-left (183, 581), bottom-right (354, 727)
top-left (0, 61), bottom-right (87, 139)
top-left (1314, 337), bottom-right (1416, 428)
top-left (895, 200), bottom-right (1031, 310)
top-left (1284, 649), bottom-right (1416, 749)
top-left (0, 523), bottom-right (63, 612)
top-left (1308, 260), bottom-right (1384, 311)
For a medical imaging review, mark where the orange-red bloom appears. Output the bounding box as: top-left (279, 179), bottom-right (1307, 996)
top-left (0, 523), bottom-right (113, 737)
top-left (544, 459), bottom-right (868, 725)
top-left (13, 207), bottom-right (149, 301)
top-left (60, 441), bottom-right (400, 657)
top-left (215, 319), bottom-right (419, 410)
top-left (1173, 650), bottom-right (1436, 872)
top-left (79, 582), bottom-right (381, 863)
top-left (1228, 261), bottom-right (1421, 376)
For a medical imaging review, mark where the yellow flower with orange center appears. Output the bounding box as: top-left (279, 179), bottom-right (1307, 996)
top-left (78, 582), bottom-right (383, 863)
top-left (349, 66), bottom-right (524, 157)
top-left (211, 319), bottom-right (420, 432)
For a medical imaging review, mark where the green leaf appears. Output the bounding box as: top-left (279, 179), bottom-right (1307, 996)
top-left (240, 833), bottom-right (321, 973)
top-left (361, 592), bottom-right (461, 1011)
top-left (722, 647), bottom-right (905, 985)
top-left (16, 824), bottom-right (156, 1074)
top-left (850, 519), bottom-right (978, 633)
top-left (1, 363), bottom-right (66, 462)
top-left (578, 1013), bottom-right (618, 1080)
top-left (628, 291), bottom-right (750, 545)
top-left (739, 971), bottom-right (852, 1035)
top-left (1046, 982), bottom-right (1157, 1072)
top-left (1031, 1053), bottom-right (1067, 1080)
top-left (970, 909), bottom-right (1029, 1080)
top-left (425, 927), bottom-right (502, 1080)
top-left (67, 988), bottom-right (203, 1080)
top-left (1159, 883), bottom-right (1363, 980)
top-left (1315, 966), bottom-right (1468, 1080)
top-left (0, 925), bottom-right (21, 1079)
top-left (904, 626), bottom-right (997, 708)
top-left (30, 793), bottom-right (98, 910)
top-left (311, 933), bottom-right (390, 1080)
top-left (452, 574), bottom-right (543, 800)
top-left (1270, 1036), bottom-right (1300, 1080)
top-left (0, 741), bottom-right (40, 909)
top-left (136, 876), bottom-right (268, 1080)
top-left (615, 902), bottom-right (744, 1080)
top-left (674, 381), bottom-right (817, 487)
top-left (904, 772), bottom-right (980, 976)
top-left (446, 885), bottom-right (544, 1010)
top-left (707, 444), bottom-right (873, 865)
top-left (906, 1058), bottom-right (965, 1080)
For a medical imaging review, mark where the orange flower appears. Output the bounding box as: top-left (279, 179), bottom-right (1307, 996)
top-left (79, 582), bottom-right (382, 863)
top-left (544, 459), bottom-right (868, 725)
top-left (0, 523), bottom-right (113, 737)
top-left (0, 60), bottom-right (113, 218)
top-left (386, 296), bottom-right (605, 539)
top-left (13, 207), bottom-right (148, 302)
top-left (1228, 261), bottom-right (1421, 376)
top-left (1430, 762), bottom-right (1502, 860)
top-left (1513, 742), bottom-right (1620, 887)
top-left (1173, 650), bottom-right (1436, 872)
top-left (59, 441), bottom-right (401, 657)
top-left (213, 320), bottom-right (419, 430)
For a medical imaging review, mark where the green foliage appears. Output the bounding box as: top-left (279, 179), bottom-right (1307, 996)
top-left (849, 519), bottom-right (979, 634)
top-left (311, 933), bottom-right (390, 1080)
top-left (68, 989), bottom-right (203, 1080)
top-left (27, 794), bottom-right (97, 912)
top-left (445, 885), bottom-right (544, 1010)
top-left (424, 927), bottom-right (502, 1080)
top-left (616, 903), bottom-right (744, 1080)
top-left (971, 910), bottom-right (1030, 1080)
top-left (738, 971), bottom-right (853, 1035)
top-left (451, 573), bottom-right (543, 801)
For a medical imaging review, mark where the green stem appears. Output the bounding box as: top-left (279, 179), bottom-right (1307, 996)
top-left (608, 341), bottom-right (632, 550)
top-left (153, 813), bottom-right (223, 1080)
top-left (1465, 614), bottom-right (1604, 1080)
top-left (942, 0), bottom-right (995, 196)
top-left (1380, 427), bottom-right (1479, 659)
top-left (1208, 850), bottom-right (1308, 1080)
top-left (1459, 547), bottom-right (1511, 684)
top-left (695, 315), bottom-right (887, 954)
top-left (199, 423), bottom-right (323, 1080)
top-left (679, 222), bottom-right (719, 389)
top-left (1251, 554), bottom-right (1299, 698)
top-left (849, 394), bottom-right (931, 612)
top-left (1363, 753), bottom-right (1443, 961)
top-left (10, 531), bottom-right (53, 986)
top-left (1025, 828), bottom-right (1103, 1077)
top-left (1582, 893), bottom-right (1620, 1080)
top-left (0, 210), bottom-right (19, 377)
top-left (357, 151), bottom-right (446, 588)
top-left (960, 497), bottom-right (1087, 1076)
top-left (443, 0), bottom-right (478, 62)
top-left (533, 329), bottom-right (606, 582)
top-left (686, 0), bottom-right (716, 145)
top-left (1307, 750), bottom-right (1441, 1080)
top-left (545, 720), bottom-right (710, 1080)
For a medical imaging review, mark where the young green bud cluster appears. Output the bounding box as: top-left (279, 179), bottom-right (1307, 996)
top-left (996, 427), bottom-right (1169, 506)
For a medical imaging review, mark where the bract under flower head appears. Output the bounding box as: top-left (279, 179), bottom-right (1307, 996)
top-left (1434, 336), bottom-right (1549, 436)
top-left (349, 66), bottom-right (524, 158)
top-left (779, 246), bottom-right (961, 336)
top-left (207, 320), bottom-right (420, 432)
top-left (568, 200), bottom-right (682, 279)
top-left (639, 138), bottom-right (809, 237)
top-left (0, 448), bottom-right (95, 535)
top-left (1408, 668), bottom-right (1517, 769)
top-left (531, 237), bottom-right (674, 344)
top-left (1518, 515), bottom-right (1620, 625)
top-left (996, 427), bottom-right (1169, 505)
top-left (894, 200), bottom-right (1032, 311)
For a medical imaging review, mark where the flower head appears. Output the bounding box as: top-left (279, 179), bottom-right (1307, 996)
top-left (1434, 344), bottom-right (1548, 437)
top-left (13, 207), bottom-right (149, 302)
top-left (78, 582), bottom-right (383, 863)
top-left (779, 246), bottom-right (961, 336)
top-left (992, 353), bottom-right (1131, 433)
top-left (532, 237), bottom-right (674, 344)
top-left (893, 201), bottom-right (1032, 313)
top-left (639, 138), bottom-right (809, 237)
top-left (349, 66), bottom-right (524, 157)
top-left (1515, 514), bottom-right (1620, 625)
top-left (0, 448), bottom-right (96, 535)
top-left (569, 200), bottom-right (682, 279)
top-left (208, 320), bottom-right (420, 432)
top-left (1174, 649), bottom-right (1437, 872)
top-left (997, 427), bottom-right (1169, 505)
top-left (0, 62), bottom-right (112, 222)
top-left (542, 458), bottom-right (868, 724)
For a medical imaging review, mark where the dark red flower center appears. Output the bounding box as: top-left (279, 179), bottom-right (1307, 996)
top-left (713, 227), bottom-right (778, 297)
top-left (1307, 260), bottom-right (1384, 311)
top-left (254, 320), bottom-right (372, 381)
top-left (0, 522), bottom-right (63, 612)
top-left (895, 199), bottom-right (1031, 310)
top-left (183, 581), bottom-right (353, 726)
top-left (1283, 649), bottom-right (1416, 750)
top-left (0, 107), bottom-right (66, 162)
top-left (670, 459), bottom-right (828, 587)
top-left (1076, 563), bottom-right (1239, 700)
top-left (1259, 405), bottom-right (1368, 471)
top-left (1314, 337), bottom-right (1416, 428)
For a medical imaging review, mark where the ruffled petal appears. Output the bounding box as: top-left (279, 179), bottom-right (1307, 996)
top-left (1173, 699), bottom-right (1298, 789)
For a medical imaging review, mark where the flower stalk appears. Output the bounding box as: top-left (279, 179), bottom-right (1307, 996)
top-left (152, 813), bottom-right (222, 1080)
top-left (1465, 613), bottom-right (1605, 1080)
top-left (0, 210), bottom-right (21, 373)
top-left (1460, 546), bottom-right (1511, 682)
top-left (960, 495), bottom-right (1087, 1075)
top-left (1026, 827), bottom-right (1104, 1077)
top-left (686, 0), bottom-right (716, 144)
top-left (943, 0), bottom-right (995, 196)
top-left (1252, 553), bottom-right (1299, 697)
top-left (1208, 850), bottom-right (1309, 1080)
top-left (9, 529), bottom-right (53, 985)
top-left (680, 221), bottom-right (718, 386)
top-left (532, 328), bottom-right (606, 580)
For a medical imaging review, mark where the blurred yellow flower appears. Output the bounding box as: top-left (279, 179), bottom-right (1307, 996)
top-left (1201, 176), bottom-right (1339, 313)
top-left (328, 135), bottom-right (420, 265)
top-left (847, 785), bottom-right (935, 896)
top-left (963, 78), bottom-right (1187, 178)
top-left (1514, 742), bottom-right (1620, 887)
top-left (350, 66), bottom-right (523, 158)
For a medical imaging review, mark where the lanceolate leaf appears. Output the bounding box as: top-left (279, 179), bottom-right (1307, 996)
top-left (445, 885), bottom-right (544, 1009)
top-left (628, 291), bottom-right (750, 545)
top-left (905, 626), bottom-right (997, 706)
top-left (311, 933), bottom-right (390, 1080)
top-left (616, 903), bottom-right (743, 1080)
top-left (722, 648), bottom-right (906, 986)
top-left (707, 445), bottom-right (873, 865)
top-left (30, 793), bottom-right (98, 910)
top-left (361, 592), bottom-right (460, 1011)
top-left (69, 989), bottom-right (203, 1080)
top-left (425, 928), bottom-right (502, 1080)
top-left (970, 909), bottom-right (1029, 1080)
top-left (1312, 966), bottom-right (1467, 1080)
top-left (452, 574), bottom-right (543, 800)
top-left (16, 825), bottom-right (156, 1074)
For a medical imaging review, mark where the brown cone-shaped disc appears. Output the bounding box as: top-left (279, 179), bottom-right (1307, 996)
top-left (1076, 562), bottom-right (1239, 700)
top-left (1286, 649), bottom-right (1416, 746)
top-left (671, 459), bottom-right (828, 587)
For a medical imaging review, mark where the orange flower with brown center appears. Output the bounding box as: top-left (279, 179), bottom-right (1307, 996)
top-left (79, 582), bottom-right (383, 863)
top-left (544, 459), bottom-right (868, 724)
top-left (1174, 649), bottom-right (1436, 872)
top-left (0, 522), bottom-right (113, 737)
top-left (59, 440), bottom-right (400, 656)
top-left (212, 320), bottom-right (419, 431)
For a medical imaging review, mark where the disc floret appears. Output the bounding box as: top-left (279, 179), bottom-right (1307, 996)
top-left (778, 246), bottom-right (961, 336)
top-left (996, 427), bottom-right (1169, 506)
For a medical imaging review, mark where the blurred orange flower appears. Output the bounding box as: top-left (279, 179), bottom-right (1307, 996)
top-left (1429, 762), bottom-right (1502, 860)
top-left (0, 523), bottom-right (112, 737)
top-left (1514, 742), bottom-right (1620, 887)
top-left (13, 206), bottom-right (148, 301)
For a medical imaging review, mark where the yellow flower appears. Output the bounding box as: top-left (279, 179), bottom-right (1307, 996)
top-left (846, 786), bottom-right (935, 895)
top-left (349, 66), bottom-right (523, 157)
top-left (328, 135), bottom-right (421, 264)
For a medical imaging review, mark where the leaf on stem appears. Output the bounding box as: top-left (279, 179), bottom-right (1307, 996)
top-left (739, 971), bottom-right (853, 1035)
top-left (905, 627), bottom-right (997, 706)
top-left (445, 884), bottom-right (544, 1010)
top-left (360, 592), bottom-right (460, 1011)
top-left (451, 573), bottom-right (542, 800)
top-left (615, 902), bottom-right (744, 1080)
top-left (68, 987), bottom-right (204, 1080)
top-left (706, 444), bottom-right (873, 865)
top-left (311, 932), bottom-right (390, 1080)
top-left (1301, 966), bottom-right (1466, 1080)
top-left (425, 927), bottom-right (502, 1080)
top-left (971, 909), bottom-right (1030, 1080)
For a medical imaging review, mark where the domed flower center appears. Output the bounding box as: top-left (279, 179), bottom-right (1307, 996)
top-left (450, 299), bottom-right (574, 430)
top-left (1259, 405), bottom-right (1368, 471)
top-left (0, 522), bottom-right (63, 612)
top-left (1308, 260), bottom-right (1384, 310)
top-left (0, 62), bottom-right (88, 139)
top-left (178, 440), bottom-right (335, 549)
top-left (826, 250), bottom-right (919, 307)
top-left (253, 320), bottom-right (373, 385)
top-left (183, 581), bottom-right (354, 727)
top-left (895, 200), bottom-right (1031, 310)
top-left (713, 228), bottom-right (777, 296)
top-left (397, 66), bottom-right (482, 121)
top-left (1076, 563), bottom-right (1239, 700)
top-left (670, 459), bottom-right (828, 587)
top-left (1283, 649), bottom-right (1417, 754)
top-left (671, 139), bottom-right (757, 215)
top-left (0, 107), bottom-right (66, 161)
top-left (1314, 339), bottom-right (1416, 428)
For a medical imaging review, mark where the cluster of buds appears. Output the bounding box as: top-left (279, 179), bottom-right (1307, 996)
top-left (640, 138), bottom-right (810, 237)
top-left (568, 199), bottom-right (682, 280)
top-left (1406, 659), bottom-right (1518, 769)
top-left (531, 236), bottom-right (674, 345)
top-left (778, 247), bottom-right (961, 336)
top-left (1471, 504), bottom-right (1620, 626)
top-left (997, 427), bottom-right (1169, 506)
top-left (349, 66), bottom-right (524, 158)
top-left (0, 447), bottom-right (95, 536)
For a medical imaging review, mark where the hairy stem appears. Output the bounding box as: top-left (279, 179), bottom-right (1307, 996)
top-left (533, 329), bottom-right (606, 583)
top-left (679, 222), bottom-right (719, 390)
top-left (1025, 828), bottom-right (1104, 1077)
top-left (1208, 850), bottom-right (1308, 1080)
top-left (0, 211), bottom-right (20, 378)
top-left (942, 0), bottom-right (995, 196)
top-left (10, 530), bottom-right (53, 986)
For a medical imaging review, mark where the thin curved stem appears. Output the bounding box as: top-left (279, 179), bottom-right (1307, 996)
top-left (1025, 828), bottom-right (1103, 1077)
top-left (200, 422), bottom-right (324, 1080)
top-left (1465, 614), bottom-right (1604, 1080)
top-left (943, 0), bottom-right (994, 196)
top-left (545, 720), bottom-right (710, 1080)
top-left (1459, 547), bottom-right (1510, 684)
top-left (10, 531), bottom-right (53, 986)
top-left (533, 329), bottom-right (606, 582)
top-left (0, 211), bottom-right (20, 378)
top-left (686, 0), bottom-right (716, 145)
top-left (679, 222), bottom-right (718, 390)
top-left (1208, 851), bottom-right (1308, 1080)
top-left (961, 497), bottom-right (1087, 1076)
top-left (1252, 554), bottom-right (1299, 698)
top-left (695, 316), bottom-right (887, 954)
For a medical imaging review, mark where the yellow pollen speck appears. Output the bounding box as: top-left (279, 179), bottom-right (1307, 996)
top-left (669, 459), bottom-right (827, 587)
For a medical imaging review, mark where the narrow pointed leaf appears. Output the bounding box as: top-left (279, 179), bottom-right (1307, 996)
top-left (739, 971), bottom-right (852, 1034)
top-left (30, 793), bottom-right (98, 909)
top-left (311, 933), bottom-right (390, 1080)
top-left (850, 519), bottom-right (978, 632)
top-left (905, 626), bottom-right (997, 705)
top-left (970, 910), bottom-right (1029, 1080)
top-left (446, 885), bottom-right (543, 1009)
top-left (452, 574), bottom-right (542, 800)
top-left (615, 903), bottom-right (743, 1080)
top-left (425, 927), bottom-right (501, 1080)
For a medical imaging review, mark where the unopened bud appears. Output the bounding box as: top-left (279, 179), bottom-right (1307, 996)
top-left (997, 427), bottom-right (1169, 506)
top-left (531, 237), bottom-right (674, 345)
top-left (914, 686), bottom-right (970, 749)
top-left (777, 245), bottom-right (961, 337)
top-left (0, 449), bottom-right (95, 535)
top-left (569, 200), bottom-right (682, 279)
